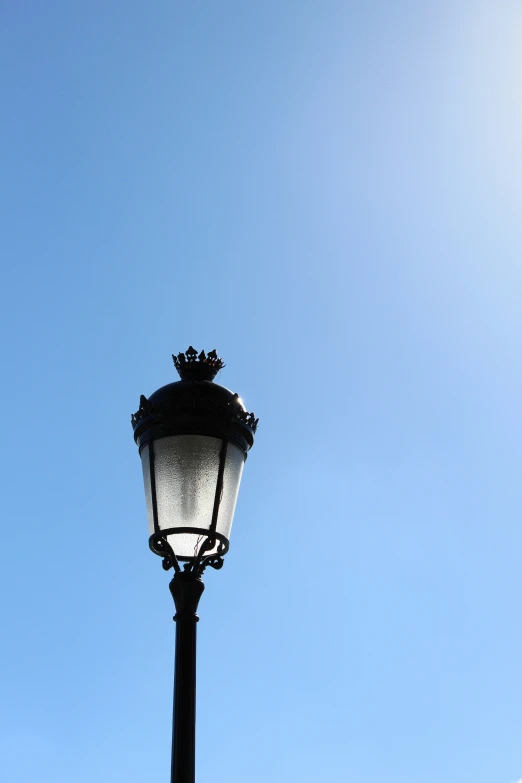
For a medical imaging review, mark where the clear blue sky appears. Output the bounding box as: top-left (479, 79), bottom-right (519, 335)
top-left (1, 2), bottom-right (521, 782)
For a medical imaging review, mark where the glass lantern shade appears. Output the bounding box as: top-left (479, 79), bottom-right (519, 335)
top-left (140, 434), bottom-right (245, 560)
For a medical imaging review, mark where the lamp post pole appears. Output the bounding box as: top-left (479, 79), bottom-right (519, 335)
top-left (170, 571), bottom-right (205, 783)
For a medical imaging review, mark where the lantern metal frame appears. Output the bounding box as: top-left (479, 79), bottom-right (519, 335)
top-left (132, 347), bottom-right (258, 574)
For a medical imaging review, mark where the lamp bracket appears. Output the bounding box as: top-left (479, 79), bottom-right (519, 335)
top-left (149, 532), bottom-right (226, 577)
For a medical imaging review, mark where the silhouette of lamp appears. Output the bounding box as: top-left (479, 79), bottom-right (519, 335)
top-left (131, 347), bottom-right (258, 783)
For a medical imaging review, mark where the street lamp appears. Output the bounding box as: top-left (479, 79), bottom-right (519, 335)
top-left (131, 347), bottom-right (258, 783)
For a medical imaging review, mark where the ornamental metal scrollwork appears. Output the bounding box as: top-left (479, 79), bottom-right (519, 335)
top-left (190, 554), bottom-right (224, 577)
top-left (149, 533), bottom-right (181, 574)
top-left (230, 394), bottom-right (259, 433)
top-left (149, 533), bottom-right (226, 577)
top-left (131, 388), bottom-right (258, 434)
top-left (201, 556), bottom-right (224, 571)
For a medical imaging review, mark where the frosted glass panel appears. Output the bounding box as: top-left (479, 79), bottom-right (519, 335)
top-left (142, 435), bottom-right (247, 560)
top-left (216, 443), bottom-right (245, 540)
top-left (140, 444), bottom-right (154, 535)
top-left (167, 532), bottom-right (217, 560)
top-left (153, 434), bottom-right (221, 532)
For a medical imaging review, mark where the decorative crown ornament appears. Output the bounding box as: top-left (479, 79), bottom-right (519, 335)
top-left (173, 346), bottom-right (225, 382)
top-left (130, 347), bottom-right (259, 437)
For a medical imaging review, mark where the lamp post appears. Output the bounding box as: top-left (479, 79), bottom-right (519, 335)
top-left (131, 347), bottom-right (258, 783)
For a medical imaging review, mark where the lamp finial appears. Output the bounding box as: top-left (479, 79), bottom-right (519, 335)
top-left (172, 347), bottom-right (225, 382)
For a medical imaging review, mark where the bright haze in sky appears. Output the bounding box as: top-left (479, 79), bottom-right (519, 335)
top-left (0, 2), bottom-right (521, 783)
